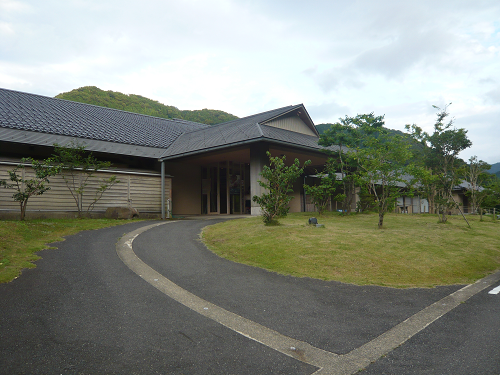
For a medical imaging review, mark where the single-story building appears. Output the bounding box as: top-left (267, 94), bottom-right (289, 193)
top-left (0, 88), bottom-right (338, 219)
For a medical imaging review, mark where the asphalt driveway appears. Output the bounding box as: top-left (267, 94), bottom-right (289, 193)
top-left (0, 218), bottom-right (498, 374)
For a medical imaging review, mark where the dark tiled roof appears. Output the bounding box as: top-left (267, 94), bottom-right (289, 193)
top-left (160, 120), bottom-right (263, 158)
top-left (160, 114), bottom-right (340, 159)
top-left (0, 88), bottom-right (209, 149)
top-left (1, 88), bottom-right (335, 161)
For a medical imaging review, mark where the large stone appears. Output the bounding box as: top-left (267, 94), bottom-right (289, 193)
top-left (105, 207), bottom-right (139, 219)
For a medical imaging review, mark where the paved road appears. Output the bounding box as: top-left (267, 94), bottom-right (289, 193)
top-left (0, 219), bottom-right (498, 374)
top-left (360, 280), bottom-right (500, 375)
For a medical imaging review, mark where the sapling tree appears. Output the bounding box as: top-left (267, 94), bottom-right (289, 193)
top-left (53, 141), bottom-right (119, 216)
top-left (252, 152), bottom-right (310, 225)
top-left (0, 158), bottom-right (60, 220)
top-left (304, 160), bottom-right (345, 215)
top-left (319, 112), bottom-right (384, 214)
top-left (460, 156), bottom-right (491, 216)
top-left (406, 104), bottom-right (472, 223)
top-left (355, 130), bottom-right (417, 228)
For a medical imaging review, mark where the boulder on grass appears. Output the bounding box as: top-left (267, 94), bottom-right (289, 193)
top-left (105, 207), bottom-right (139, 219)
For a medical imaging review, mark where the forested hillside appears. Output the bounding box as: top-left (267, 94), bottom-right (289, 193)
top-left (317, 123), bottom-right (499, 171)
top-left (488, 162), bottom-right (500, 178)
top-left (316, 122), bottom-right (415, 145)
top-left (316, 123), bottom-right (408, 138)
top-left (315, 123), bottom-right (333, 134)
top-left (55, 86), bottom-right (238, 125)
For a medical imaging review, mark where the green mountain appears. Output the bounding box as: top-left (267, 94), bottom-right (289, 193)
top-left (55, 86), bottom-right (238, 125)
top-left (315, 123), bottom-right (333, 134)
top-left (488, 162), bottom-right (500, 176)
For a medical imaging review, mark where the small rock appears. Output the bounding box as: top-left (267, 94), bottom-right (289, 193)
top-left (105, 207), bottom-right (139, 219)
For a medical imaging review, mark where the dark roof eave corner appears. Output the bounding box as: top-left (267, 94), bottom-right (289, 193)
top-left (297, 103), bottom-right (319, 137)
top-left (260, 103), bottom-right (319, 137)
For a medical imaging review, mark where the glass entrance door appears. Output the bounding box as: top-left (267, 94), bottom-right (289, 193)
top-left (201, 162), bottom-right (247, 215)
top-left (209, 166), bottom-right (218, 213)
top-left (229, 161), bottom-right (243, 214)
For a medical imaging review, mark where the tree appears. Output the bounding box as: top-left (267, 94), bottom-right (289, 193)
top-left (53, 141), bottom-right (119, 217)
top-left (355, 130), bottom-right (417, 228)
top-left (252, 152), bottom-right (310, 225)
top-left (0, 158), bottom-right (60, 220)
top-left (304, 160), bottom-right (345, 215)
top-left (356, 185), bottom-right (377, 213)
top-left (481, 177), bottom-right (500, 218)
top-left (319, 112), bottom-right (385, 214)
top-left (460, 156), bottom-right (491, 216)
top-left (406, 104), bottom-right (472, 223)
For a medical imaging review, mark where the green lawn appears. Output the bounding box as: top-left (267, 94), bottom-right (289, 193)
top-left (0, 219), bottom-right (138, 283)
top-left (202, 212), bottom-right (500, 288)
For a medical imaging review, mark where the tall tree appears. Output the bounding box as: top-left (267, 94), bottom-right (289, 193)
top-left (0, 158), bottom-right (60, 220)
top-left (460, 156), bottom-right (491, 215)
top-left (355, 130), bottom-right (417, 228)
top-left (319, 112), bottom-right (385, 214)
top-left (406, 104), bottom-right (472, 223)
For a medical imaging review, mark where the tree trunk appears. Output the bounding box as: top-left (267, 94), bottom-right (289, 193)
top-left (440, 210), bottom-right (447, 223)
top-left (20, 200), bottom-right (27, 221)
top-left (378, 211), bottom-right (384, 229)
top-left (346, 182), bottom-right (352, 215)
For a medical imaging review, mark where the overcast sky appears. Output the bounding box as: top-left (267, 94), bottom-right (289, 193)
top-left (1, 0), bottom-right (499, 163)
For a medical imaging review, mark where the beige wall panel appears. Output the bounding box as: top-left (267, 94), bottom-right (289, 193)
top-left (266, 116), bottom-right (316, 136)
top-left (81, 174), bottom-right (128, 212)
top-left (0, 163), bottom-right (171, 214)
top-left (165, 162), bottom-right (201, 215)
top-left (8, 170), bottom-right (79, 212)
top-left (130, 176), bottom-right (161, 212)
top-left (0, 166), bottom-right (21, 210)
top-left (452, 192), bottom-right (463, 205)
top-left (288, 179), bottom-right (303, 213)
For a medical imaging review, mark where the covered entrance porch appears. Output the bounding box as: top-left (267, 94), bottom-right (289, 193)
top-left (161, 142), bottom-right (330, 217)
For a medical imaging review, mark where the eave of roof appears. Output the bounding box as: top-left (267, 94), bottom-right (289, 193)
top-left (159, 123), bottom-right (338, 161)
top-left (212, 104), bottom-right (301, 128)
top-left (0, 128), bottom-right (166, 159)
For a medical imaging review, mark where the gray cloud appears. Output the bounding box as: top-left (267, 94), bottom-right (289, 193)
top-left (485, 88), bottom-right (500, 104)
top-left (457, 109), bottom-right (500, 163)
top-left (308, 101), bottom-right (351, 123)
top-left (352, 28), bottom-right (455, 78)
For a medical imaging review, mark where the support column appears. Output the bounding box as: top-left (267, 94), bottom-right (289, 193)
top-left (161, 161), bottom-right (165, 220)
top-left (250, 143), bottom-right (269, 216)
